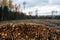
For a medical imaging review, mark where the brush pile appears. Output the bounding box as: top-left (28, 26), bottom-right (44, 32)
top-left (0, 23), bottom-right (60, 40)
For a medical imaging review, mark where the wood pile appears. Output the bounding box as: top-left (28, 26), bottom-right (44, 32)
top-left (0, 23), bottom-right (60, 40)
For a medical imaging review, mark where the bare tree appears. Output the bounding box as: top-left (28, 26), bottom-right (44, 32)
top-left (52, 11), bottom-right (57, 19)
top-left (35, 9), bottom-right (38, 18)
top-left (29, 11), bottom-right (32, 16)
top-left (23, 1), bottom-right (26, 10)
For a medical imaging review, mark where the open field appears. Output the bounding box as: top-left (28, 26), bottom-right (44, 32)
top-left (0, 19), bottom-right (60, 27)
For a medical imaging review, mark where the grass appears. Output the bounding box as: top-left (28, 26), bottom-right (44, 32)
top-left (0, 19), bottom-right (60, 27)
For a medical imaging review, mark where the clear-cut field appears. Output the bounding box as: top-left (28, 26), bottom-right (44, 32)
top-left (0, 23), bottom-right (60, 40)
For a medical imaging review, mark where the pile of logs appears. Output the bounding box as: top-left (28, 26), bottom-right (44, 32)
top-left (0, 23), bottom-right (60, 40)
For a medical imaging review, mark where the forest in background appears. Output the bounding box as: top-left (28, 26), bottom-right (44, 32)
top-left (0, 0), bottom-right (60, 21)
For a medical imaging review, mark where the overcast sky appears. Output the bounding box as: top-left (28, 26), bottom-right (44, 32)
top-left (13, 0), bottom-right (60, 16)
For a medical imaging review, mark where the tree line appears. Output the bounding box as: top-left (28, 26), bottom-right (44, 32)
top-left (0, 6), bottom-right (60, 21)
top-left (0, 6), bottom-right (39, 21)
top-left (0, 6), bottom-right (27, 21)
